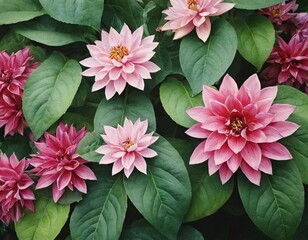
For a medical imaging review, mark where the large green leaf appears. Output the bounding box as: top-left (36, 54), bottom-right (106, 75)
top-left (124, 136), bottom-right (191, 240)
top-left (238, 161), bottom-right (304, 240)
top-left (178, 225), bottom-right (204, 240)
top-left (274, 85), bottom-right (308, 184)
top-left (23, 52), bottom-right (82, 139)
top-left (0, 0), bottom-right (44, 25)
top-left (14, 16), bottom-right (86, 46)
top-left (76, 131), bottom-right (103, 163)
top-left (39, 0), bottom-right (103, 29)
top-left (225, 0), bottom-right (285, 9)
top-left (70, 166), bottom-right (127, 240)
top-left (231, 15), bottom-right (275, 70)
top-left (15, 193), bottom-right (70, 240)
top-left (94, 92), bottom-right (156, 132)
top-left (0, 31), bottom-right (29, 53)
top-left (160, 77), bottom-right (203, 128)
top-left (180, 19), bottom-right (237, 95)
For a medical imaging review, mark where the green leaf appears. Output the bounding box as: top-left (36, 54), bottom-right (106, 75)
top-left (180, 19), bottom-right (237, 95)
top-left (274, 85), bottom-right (308, 184)
top-left (238, 161), bottom-right (304, 240)
top-left (231, 15), bottom-right (275, 70)
top-left (160, 77), bottom-right (203, 128)
top-left (14, 16), bottom-right (86, 46)
top-left (39, 0), bottom-right (103, 30)
top-left (61, 112), bottom-right (94, 132)
top-left (0, 0), bottom-right (44, 25)
top-left (0, 31), bottom-right (29, 53)
top-left (124, 136), bottom-right (191, 240)
top-left (76, 131), bottom-right (103, 163)
top-left (23, 52), bottom-right (82, 139)
top-left (225, 0), bottom-right (285, 9)
top-left (1, 135), bottom-right (31, 159)
top-left (70, 166), bottom-right (127, 240)
top-left (57, 190), bottom-right (83, 205)
top-left (94, 91), bottom-right (156, 132)
top-left (15, 193), bottom-right (70, 240)
top-left (178, 225), bottom-right (204, 240)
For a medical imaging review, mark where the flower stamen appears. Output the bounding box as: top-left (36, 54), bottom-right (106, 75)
top-left (110, 45), bottom-right (129, 61)
top-left (272, 8), bottom-right (282, 17)
top-left (123, 138), bottom-right (134, 150)
top-left (187, 0), bottom-right (199, 11)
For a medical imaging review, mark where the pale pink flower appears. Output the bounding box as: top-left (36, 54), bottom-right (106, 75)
top-left (160, 0), bottom-right (235, 42)
top-left (80, 24), bottom-right (160, 100)
top-left (0, 153), bottom-right (35, 225)
top-left (96, 118), bottom-right (159, 178)
top-left (0, 90), bottom-right (28, 136)
top-left (186, 74), bottom-right (299, 185)
top-left (29, 123), bottom-right (97, 202)
top-left (0, 48), bottom-right (39, 96)
top-left (261, 35), bottom-right (308, 91)
top-left (259, 1), bottom-right (298, 25)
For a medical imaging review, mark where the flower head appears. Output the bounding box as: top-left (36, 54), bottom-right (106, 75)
top-left (259, 1), bottom-right (298, 25)
top-left (0, 48), bottom-right (39, 96)
top-left (80, 24), bottom-right (160, 100)
top-left (261, 35), bottom-right (308, 91)
top-left (29, 123), bottom-right (97, 202)
top-left (0, 153), bottom-right (35, 225)
top-left (161, 0), bottom-right (235, 42)
top-left (291, 13), bottom-right (308, 41)
top-left (96, 118), bottom-right (159, 178)
top-left (186, 74), bottom-right (299, 185)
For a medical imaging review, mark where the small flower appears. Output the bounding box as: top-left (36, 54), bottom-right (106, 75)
top-left (0, 48), bottom-right (39, 96)
top-left (261, 35), bottom-right (308, 91)
top-left (161, 0), bottom-right (235, 42)
top-left (291, 13), bottom-right (308, 41)
top-left (80, 24), bottom-right (160, 100)
top-left (29, 123), bottom-right (97, 202)
top-left (0, 90), bottom-right (28, 136)
top-left (96, 118), bottom-right (159, 178)
top-left (186, 74), bottom-right (299, 185)
top-left (0, 153), bottom-right (35, 225)
top-left (259, 1), bottom-right (298, 25)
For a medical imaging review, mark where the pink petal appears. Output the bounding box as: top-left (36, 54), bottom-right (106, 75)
top-left (196, 17), bottom-right (211, 42)
top-left (240, 161), bottom-right (261, 185)
top-left (186, 106), bottom-right (212, 122)
top-left (208, 155), bottom-right (220, 175)
top-left (259, 157), bottom-right (272, 175)
top-left (219, 164), bottom-right (233, 184)
top-left (210, 100), bottom-right (230, 117)
top-left (57, 171), bottom-right (72, 190)
top-left (36, 174), bottom-right (58, 189)
top-left (74, 165), bottom-right (97, 180)
top-left (227, 135), bottom-right (246, 154)
top-left (134, 154), bottom-right (147, 174)
top-left (219, 74), bottom-right (238, 96)
top-left (213, 143), bottom-right (233, 165)
top-left (241, 142), bottom-right (262, 170)
top-left (52, 184), bottom-right (65, 202)
top-left (122, 152), bottom-right (135, 169)
top-left (173, 22), bottom-right (195, 40)
top-left (227, 154), bottom-right (242, 173)
top-left (112, 159), bottom-right (124, 175)
top-left (105, 82), bottom-right (117, 100)
top-left (240, 74), bottom-right (261, 102)
top-left (204, 131), bottom-right (227, 151)
top-left (269, 121), bottom-right (300, 138)
top-left (211, 3), bottom-right (235, 16)
top-left (138, 148), bottom-right (157, 158)
top-left (269, 104), bottom-right (296, 122)
top-left (189, 141), bottom-right (210, 164)
top-left (260, 142), bottom-right (292, 160)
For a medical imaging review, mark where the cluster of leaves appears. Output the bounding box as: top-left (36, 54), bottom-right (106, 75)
top-left (0, 0), bottom-right (308, 239)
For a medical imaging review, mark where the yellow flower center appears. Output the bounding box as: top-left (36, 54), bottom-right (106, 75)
top-left (231, 118), bottom-right (244, 133)
top-left (110, 45), bottom-right (129, 61)
top-left (187, 0), bottom-right (199, 11)
top-left (272, 8), bottom-right (282, 17)
top-left (123, 138), bottom-right (134, 150)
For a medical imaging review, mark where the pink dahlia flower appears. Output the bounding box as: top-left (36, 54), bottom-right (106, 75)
top-left (261, 35), bottom-right (308, 91)
top-left (291, 13), bottom-right (308, 41)
top-left (80, 24), bottom-right (160, 100)
top-left (259, 1), bottom-right (298, 25)
top-left (0, 48), bottom-right (39, 96)
top-left (96, 118), bottom-right (159, 178)
top-left (0, 153), bottom-right (35, 225)
top-left (161, 0), bottom-right (235, 42)
top-left (186, 74), bottom-right (299, 185)
top-left (29, 123), bottom-right (97, 202)
top-left (0, 90), bottom-right (28, 136)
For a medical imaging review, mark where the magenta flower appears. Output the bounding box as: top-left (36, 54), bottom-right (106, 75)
top-left (160, 0), bottom-right (235, 42)
top-left (0, 153), bottom-right (35, 225)
top-left (96, 118), bottom-right (159, 178)
top-left (291, 13), bottom-right (308, 41)
top-left (259, 1), bottom-right (298, 25)
top-left (0, 48), bottom-right (39, 96)
top-left (186, 74), bottom-right (299, 185)
top-left (0, 90), bottom-right (28, 136)
top-left (261, 35), bottom-right (308, 91)
top-left (29, 123), bottom-right (97, 202)
top-left (80, 24), bottom-right (160, 100)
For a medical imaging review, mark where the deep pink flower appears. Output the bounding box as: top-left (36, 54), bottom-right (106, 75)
top-left (261, 36), bottom-right (308, 91)
top-left (96, 118), bottom-right (159, 178)
top-left (0, 153), bottom-right (35, 225)
top-left (0, 48), bottom-right (39, 96)
top-left (259, 1), bottom-right (298, 25)
top-left (80, 24), bottom-right (160, 100)
top-left (0, 90), bottom-right (28, 136)
top-left (161, 0), bottom-right (235, 42)
top-left (29, 123), bottom-right (97, 202)
top-left (186, 74), bottom-right (299, 185)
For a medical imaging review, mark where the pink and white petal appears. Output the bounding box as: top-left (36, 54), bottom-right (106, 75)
top-left (74, 165), bottom-right (97, 180)
top-left (227, 135), bottom-right (246, 154)
top-left (120, 23), bottom-right (133, 50)
top-left (139, 148), bottom-right (158, 158)
top-left (112, 159), bottom-right (124, 175)
top-left (72, 176), bottom-right (87, 193)
top-left (108, 27), bottom-right (121, 46)
top-left (241, 74), bottom-right (261, 102)
top-left (122, 153), bottom-right (135, 169)
top-left (259, 86), bottom-right (278, 101)
top-left (173, 22), bottom-right (195, 40)
top-left (52, 184), bottom-right (65, 202)
top-left (243, 129), bottom-right (267, 143)
top-left (105, 82), bottom-right (117, 100)
top-left (57, 171), bottom-right (72, 190)
top-left (80, 58), bottom-right (102, 68)
top-left (202, 85), bottom-right (224, 106)
top-left (213, 143), bottom-right (234, 165)
top-left (269, 121), bottom-right (300, 138)
top-left (99, 154), bottom-right (118, 164)
top-left (109, 67), bottom-right (122, 80)
top-left (269, 104), bottom-right (296, 122)
top-left (227, 154), bottom-right (242, 173)
top-left (208, 155), bottom-right (220, 175)
top-left (114, 78), bottom-right (127, 95)
top-left (241, 142), bottom-right (262, 170)
top-left (220, 74), bottom-right (238, 96)
top-left (262, 125), bottom-right (284, 142)
top-left (260, 142), bottom-right (292, 160)
top-left (225, 95), bottom-right (243, 112)
top-left (81, 67), bottom-right (102, 77)
top-left (35, 174), bottom-right (58, 189)
top-left (141, 61), bottom-right (160, 73)
top-left (124, 165), bottom-right (135, 178)
top-left (193, 15), bottom-right (205, 27)
top-left (219, 164), bottom-right (234, 184)
top-left (189, 141), bottom-right (210, 164)
top-left (202, 116), bottom-right (226, 131)
top-left (204, 131), bottom-right (227, 151)
top-left (92, 79), bottom-right (109, 92)
top-left (259, 157), bottom-right (272, 175)
top-left (196, 18), bottom-right (211, 42)
top-left (134, 154), bottom-right (147, 174)
top-left (240, 161), bottom-right (261, 186)
top-left (210, 3), bottom-right (235, 16)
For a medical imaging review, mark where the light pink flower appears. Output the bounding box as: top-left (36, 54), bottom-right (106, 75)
top-left (261, 35), bottom-right (308, 91)
top-left (0, 48), bottom-right (39, 96)
top-left (0, 90), bottom-right (28, 136)
top-left (0, 153), bottom-right (35, 225)
top-left (29, 123), bottom-right (97, 202)
top-left (259, 1), bottom-right (298, 25)
top-left (96, 118), bottom-right (159, 178)
top-left (80, 24), bottom-right (160, 100)
top-left (186, 74), bottom-right (299, 185)
top-left (160, 0), bottom-right (235, 42)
